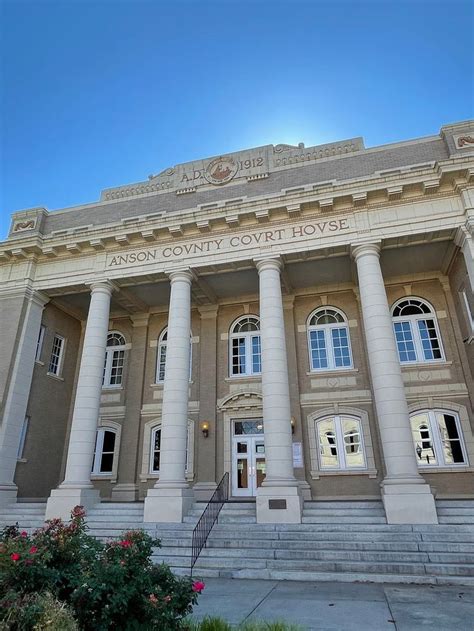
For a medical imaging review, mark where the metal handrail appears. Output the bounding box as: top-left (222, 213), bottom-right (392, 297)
top-left (190, 472), bottom-right (229, 574)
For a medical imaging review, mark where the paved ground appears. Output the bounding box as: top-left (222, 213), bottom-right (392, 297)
top-left (190, 578), bottom-right (474, 630)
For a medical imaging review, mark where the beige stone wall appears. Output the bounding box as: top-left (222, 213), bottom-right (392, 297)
top-left (14, 303), bottom-right (81, 499)
top-left (0, 293), bottom-right (28, 412)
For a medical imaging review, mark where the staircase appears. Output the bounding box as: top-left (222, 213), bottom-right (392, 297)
top-left (1, 499), bottom-right (474, 586)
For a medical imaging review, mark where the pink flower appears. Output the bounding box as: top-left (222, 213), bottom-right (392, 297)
top-left (10, 553), bottom-right (20, 561)
top-left (119, 540), bottom-right (132, 548)
top-left (164, 595), bottom-right (172, 603)
top-left (120, 560), bottom-right (126, 566)
top-left (149, 594), bottom-right (158, 605)
top-left (29, 546), bottom-right (38, 554)
top-left (192, 581), bottom-right (205, 593)
top-left (20, 531), bottom-right (28, 538)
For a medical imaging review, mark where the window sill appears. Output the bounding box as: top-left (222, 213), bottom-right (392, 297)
top-left (418, 466), bottom-right (474, 473)
top-left (101, 386), bottom-right (123, 391)
top-left (307, 368), bottom-right (358, 376)
top-left (46, 372), bottom-right (64, 381)
top-left (91, 474), bottom-right (117, 483)
top-left (150, 381), bottom-right (193, 388)
top-left (17, 458), bottom-right (27, 464)
top-left (311, 468), bottom-right (378, 479)
top-left (35, 360), bottom-right (44, 366)
top-left (401, 361), bottom-right (452, 370)
top-left (225, 375), bottom-right (262, 382)
top-left (139, 473), bottom-right (194, 482)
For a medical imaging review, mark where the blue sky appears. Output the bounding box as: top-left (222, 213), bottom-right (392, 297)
top-left (1, 0), bottom-right (472, 239)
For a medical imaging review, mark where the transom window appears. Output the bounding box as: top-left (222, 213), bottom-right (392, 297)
top-left (103, 332), bottom-right (126, 387)
top-left (317, 415), bottom-right (366, 470)
top-left (92, 427), bottom-right (117, 474)
top-left (155, 328), bottom-right (192, 383)
top-left (234, 420), bottom-right (264, 435)
top-left (307, 308), bottom-right (353, 371)
top-left (229, 316), bottom-right (261, 376)
top-left (392, 298), bottom-right (444, 364)
top-left (410, 409), bottom-right (467, 467)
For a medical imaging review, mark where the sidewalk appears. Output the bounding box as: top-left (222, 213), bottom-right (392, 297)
top-left (191, 578), bottom-right (474, 630)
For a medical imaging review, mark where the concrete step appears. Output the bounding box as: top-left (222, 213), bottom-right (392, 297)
top-left (438, 516), bottom-right (474, 524)
top-left (205, 538), bottom-right (424, 552)
top-left (303, 501), bottom-right (384, 508)
top-left (437, 508), bottom-right (474, 515)
top-left (436, 500), bottom-right (474, 508)
top-left (302, 508), bottom-right (386, 517)
top-left (302, 516), bottom-right (387, 524)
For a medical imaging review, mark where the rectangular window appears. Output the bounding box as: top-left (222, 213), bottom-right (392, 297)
top-left (394, 321), bottom-right (417, 362)
top-left (232, 337), bottom-right (246, 375)
top-left (251, 336), bottom-right (261, 373)
top-left (309, 329), bottom-right (328, 369)
top-left (461, 290), bottom-right (474, 333)
top-left (157, 345), bottom-right (167, 381)
top-left (418, 319), bottom-right (442, 360)
top-left (109, 350), bottom-right (125, 385)
top-left (48, 335), bottom-right (65, 376)
top-left (436, 412), bottom-right (465, 464)
top-left (35, 326), bottom-right (45, 362)
top-left (331, 328), bottom-right (351, 367)
top-left (17, 416), bottom-right (29, 459)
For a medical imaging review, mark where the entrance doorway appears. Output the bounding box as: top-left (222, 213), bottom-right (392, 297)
top-left (231, 420), bottom-right (266, 497)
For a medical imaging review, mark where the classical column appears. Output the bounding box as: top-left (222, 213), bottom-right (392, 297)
top-left (46, 281), bottom-right (114, 519)
top-left (144, 270), bottom-right (194, 522)
top-left (352, 243), bottom-right (437, 524)
top-left (255, 257), bottom-right (302, 524)
top-left (112, 314), bottom-right (149, 502)
top-left (194, 305), bottom-right (218, 501)
top-left (0, 288), bottom-right (49, 506)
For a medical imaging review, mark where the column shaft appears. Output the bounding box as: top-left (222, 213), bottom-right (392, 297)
top-left (353, 243), bottom-right (437, 523)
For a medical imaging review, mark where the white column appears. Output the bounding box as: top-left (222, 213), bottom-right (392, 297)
top-left (0, 289), bottom-right (49, 506)
top-left (255, 257), bottom-right (301, 524)
top-left (144, 270), bottom-right (194, 522)
top-left (46, 281), bottom-right (113, 519)
top-left (352, 243), bottom-right (437, 524)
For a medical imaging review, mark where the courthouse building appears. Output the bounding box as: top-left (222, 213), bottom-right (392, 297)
top-left (1, 121), bottom-right (474, 527)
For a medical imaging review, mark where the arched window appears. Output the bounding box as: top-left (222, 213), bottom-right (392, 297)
top-left (229, 316), bottom-right (261, 376)
top-left (155, 328), bottom-right (192, 383)
top-left (317, 415), bottom-right (366, 470)
top-left (149, 424), bottom-right (190, 474)
top-left (307, 307), bottom-right (353, 371)
top-left (410, 409), bottom-right (467, 466)
top-left (103, 332), bottom-right (126, 387)
top-left (92, 427), bottom-right (117, 474)
top-left (391, 298), bottom-right (444, 364)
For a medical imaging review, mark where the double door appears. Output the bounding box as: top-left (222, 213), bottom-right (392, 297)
top-left (232, 435), bottom-right (266, 496)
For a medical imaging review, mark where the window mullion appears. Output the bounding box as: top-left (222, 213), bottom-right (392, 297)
top-left (334, 416), bottom-right (346, 468)
top-left (326, 326), bottom-right (335, 370)
top-left (245, 334), bottom-right (251, 374)
top-left (429, 410), bottom-right (444, 466)
top-left (413, 317), bottom-right (426, 362)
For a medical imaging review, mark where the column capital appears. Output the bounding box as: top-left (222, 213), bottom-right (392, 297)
top-left (168, 269), bottom-right (193, 285)
top-left (88, 279), bottom-right (117, 295)
top-left (29, 289), bottom-right (50, 308)
top-left (351, 241), bottom-right (381, 261)
top-left (254, 256), bottom-right (283, 273)
top-left (198, 304), bottom-right (219, 319)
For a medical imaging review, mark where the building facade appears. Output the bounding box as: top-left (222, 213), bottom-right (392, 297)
top-left (1, 121), bottom-right (473, 526)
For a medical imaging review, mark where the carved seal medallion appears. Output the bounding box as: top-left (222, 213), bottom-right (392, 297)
top-left (204, 156), bottom-right (238, 185)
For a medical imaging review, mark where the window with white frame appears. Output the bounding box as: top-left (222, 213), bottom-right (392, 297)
top-left (35, 325), bottom-right (45, 362)
top-left (92, 427), bottom-right (117, 474)
top-left (391, 298), bottom-right (444, 364)
top-left (48, 334), bottom-right (65, 376)
top-left (17, 416), bottom-right (29, 459)
top-left (307, 307), bottom-right (353, 371)
top-left (317, 415), bottom-right (366, 470)
top-left (149, 425), bottom-right (189, 474)
top-left (155, 328), bottom-right (192, 383)
top-left (229, 316), bottom-right (261, 376)
top-left (103, 332), bottom-right (126, 387)
top-left (410, 409), bottom-right (467, 466)
top-left (460, 289), bottom-right (474, 335)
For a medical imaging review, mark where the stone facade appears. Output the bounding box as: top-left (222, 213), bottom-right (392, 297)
top-left (1, 121), bottom-right (473, 524)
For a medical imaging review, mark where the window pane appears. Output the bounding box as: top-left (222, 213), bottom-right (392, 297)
top-left (318, 419), bottom-right (338, 468)
top-left (410, 413), bottom-right (437, 465)
top-left (102, 430), bottom-right (116, 453)
top-left (331, 327), bottom-right (351, 367)
top-left (309, 330), bottom-right (328, 369)
top-left (110, 350), bottom-right (124, 385)
top-left (48, 336), bottom-right (64, 374)
top-left (232, 337), bottom-right (246, 375)
top-left (393, 321), bottom-right (417, 362)
top-left (152, 429), bottom-right (161, 472)
top-left (436, 413), bottom-right (465, 464)
top-left (100, 453), bottom-right (114, 473)
top-left (158, 345), bottom-right (167, 381)
top-left (418, 319), bottom-right (442, 360)
top-left (342, 417), bottom-right (364, 467)
top-left (251, 335), bottom-right (261, 373)
top-left (234, 420), bottom-right (264, 435)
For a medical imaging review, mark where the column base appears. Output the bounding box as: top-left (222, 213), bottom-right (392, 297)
top-left (193, 482), bottom-right (218, 502)
top-left (143, 487), bottom-right (194, 523)
top-left (0, 484), bottom-right (18, 507)
top-left (382, 482), bottom-right (438, 524)
top-left (111, 483), bottom-right (139, 502)
top-left (256, 485), bottom-right (302, 524)
top-left (46, 487), bottom-right (100, 521)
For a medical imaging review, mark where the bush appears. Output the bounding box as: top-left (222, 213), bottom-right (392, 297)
top-left (184, 620), bottom-right (303, 631)
top-left (0, 591), bottom-right (78, 631)
top-left (0, 507), bottom-right (201, 630)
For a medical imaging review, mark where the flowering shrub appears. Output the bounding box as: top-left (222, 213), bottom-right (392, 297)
top-left (0, 507), bottom-right (202, 630)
